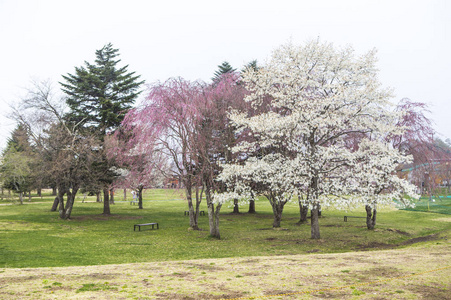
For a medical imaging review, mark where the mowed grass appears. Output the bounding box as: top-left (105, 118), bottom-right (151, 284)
top-left (1, 189), bottom-right (450, 268)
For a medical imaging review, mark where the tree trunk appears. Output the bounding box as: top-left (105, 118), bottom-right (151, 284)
top-left (205, 185), bottom-right (221, 239)
top-left (103, 188), bottom-right (110, 215)
top-left (58, 188), bottom-right (66, 219)
top-left (62, 188), bottom-right (78, 219)
top-left (310, 204), bottom-right (320, 239)
top-left (138, 186), bottom-right (144, 209)
top-left (248, 198), bottom-right (256, 213)
top-left (96, 191), bottom-right (101, 202)
top-left (37, 188), bottom-right (42, 197)
top-left (365, 204), bottom-right (377, 230)
top-left (318, 204), bottom-right (322, 217)
top-left (19, 192), bottom-right (24, 205)
top-left (51, 197), bottom-right (59, 211)
top-left (269, 197), bottom-right (286, 228)
top-left (51, 186), bottom-right (57, 196)
top-left (233, 199), bottom-right (240, 214)
top-left (185, 183), bottom-right (199, 230)
top-left (0, 187), bottom-right (3, 200)
top-left (299, 203), bottom-right (308, 224)
top-left (110, 188), bottom-right (115, 204)
top-left (28, 190), bottom-right (32, 202)
top-left (123, 188), bottom-right (127, 200)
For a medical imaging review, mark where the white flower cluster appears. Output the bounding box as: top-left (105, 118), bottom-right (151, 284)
top-left (216, 40), bottom-right (418, 209)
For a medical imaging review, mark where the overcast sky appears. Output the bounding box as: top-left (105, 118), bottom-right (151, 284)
top-left (0, 0), bottom-right (449, 150)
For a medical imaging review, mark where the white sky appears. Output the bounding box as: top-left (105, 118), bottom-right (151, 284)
top-left (0, 0), bottom-right (450, 150)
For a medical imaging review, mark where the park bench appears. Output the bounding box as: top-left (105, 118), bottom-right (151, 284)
top-left (134, 223), bottom-right (159, 231)
top-left (343, 216), bottom-right (366, 222)
top-left (184, 210), bottom-right (205, 216)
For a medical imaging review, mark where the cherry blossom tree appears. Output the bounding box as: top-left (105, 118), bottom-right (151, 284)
top-left (105, 129), bottom-right (167, 209)
top-left (121, 74), bottom-right (246, 238)
top-left (216, 40), bottom-right (417, 239)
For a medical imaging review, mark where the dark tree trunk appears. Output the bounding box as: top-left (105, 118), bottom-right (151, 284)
top-left (233, 199), bottom-right (240, 213)
top-left (248, 199), bottom-right (256, 213)
top-left (311, 205), bottom-right (320, 239)
top-left (51, 186), bottom-right (57, 196)
top-left (51, 197), bottom-right (59, 211)
top-left (0, 187), bottom-right (3, 200)
top-left (138, 186), bottom-right (144, 209)
top-left (103, 188), bottom-right (110, 215)
top-left (37, 188), bottom-right (42, 197)
top-left (318, 204), bottom-right (322, 217)
top-left (299, 203), bottom-right (308, 224)
top-left (123, 188), bottom-right (127, 201)
top-left (96, 191), bottom-right (101, 202)
top-left (28, 190), bottom-right (32, 202)
top-left (365, 205), bottom-right (377, 230)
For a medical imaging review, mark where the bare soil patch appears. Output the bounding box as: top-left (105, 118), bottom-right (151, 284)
top-left (1, 241), bottom-right (449, 299)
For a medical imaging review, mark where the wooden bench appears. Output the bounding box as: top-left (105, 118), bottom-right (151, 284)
top-left (344, 216), bottom-right (366, 222)
top-left (184, 210), bottom-right (205, 216)
top-left (134, 223), bottom-right (159, 231)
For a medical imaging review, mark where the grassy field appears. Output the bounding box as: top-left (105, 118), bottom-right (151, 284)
top-left (0, 189), bottom-right (450, 299)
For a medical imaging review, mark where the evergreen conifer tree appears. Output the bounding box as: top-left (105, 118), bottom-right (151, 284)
top-left (212, 61), bottom-right (236, 82)
top-left (60, 43), bottom-right (144, 136)
top-left (60, 43), bottom-right (144, 214)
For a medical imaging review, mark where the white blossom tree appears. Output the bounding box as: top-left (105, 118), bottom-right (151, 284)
top-left (216, 40), bottom-right (417, 239)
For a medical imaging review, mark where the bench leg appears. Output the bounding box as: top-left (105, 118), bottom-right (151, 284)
top-left (344, 216), bottom-right (347, 222)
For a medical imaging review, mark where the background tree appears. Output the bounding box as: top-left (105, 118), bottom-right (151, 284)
top-left (0, 125), bottom-right (35, 204)
top-left (212, 61), bottom-right (236, 83)
top-left (60, 43), bottom-right (144, 215)
top-left (106, 128), bottom-right (167, 209)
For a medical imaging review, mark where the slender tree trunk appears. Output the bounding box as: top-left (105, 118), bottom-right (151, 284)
top-left (0, 187), bottom-right (3, 200)
top-left (19, 192), bottom-right (24, 205)
top-left (138, 186), bottom-right (144, 209)
top-left (365, 204), bottom-right (377, 230)
top-left (37, 188), bottom-right (42, 197)
top-left (96, 191), bottom-right (101, 202)
top-left (186, 182), bottom-right (199, 230)
top-left (123, 188), bottom-right (127, 201)
top-left (62, 187), bottom-right (78, 220)
top-left (233, 199), bottom-right (240, 213)
top-left (51, 197), bottom-right (59, 211)
top-left (103, 188), bottom-right (110, 215)
top-left (110, 188), bottom-right (115, 204)
top-left (28, 190), bottom-right (32, 202)
top-left (311, 204), bottom-right (320, 239)
top-left (318, 204), bottom-right (322, 217)
top-left (58, 188), bottom-right (66, 219)
top-left (51, 186), bottom-right (57, 196)
top-left (205, 184), bottom-right (221, 239)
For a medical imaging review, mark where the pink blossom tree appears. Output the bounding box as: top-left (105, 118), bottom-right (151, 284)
top-left (105, 128), bottom-right (167, 209)
top-left (120, 74), bottom-right (247, 238)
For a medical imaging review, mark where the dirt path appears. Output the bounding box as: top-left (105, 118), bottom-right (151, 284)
top-left (1, 241), bottom-right (449, 299)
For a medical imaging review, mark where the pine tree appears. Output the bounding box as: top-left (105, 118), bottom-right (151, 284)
top-left (60, 43), bottom-right (144, 215)
top-left (60, 43), bottom-right (144, 136)
top-left (212, 61), bottom-right (236, 82)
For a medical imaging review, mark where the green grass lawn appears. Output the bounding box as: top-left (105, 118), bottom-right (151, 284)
top-left (1, 189), bottom-right (450, 268)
